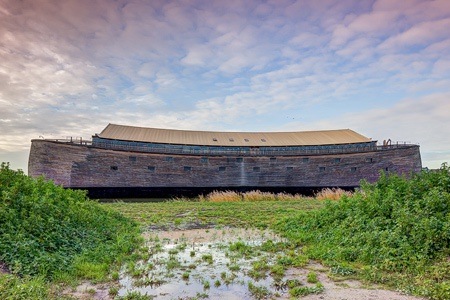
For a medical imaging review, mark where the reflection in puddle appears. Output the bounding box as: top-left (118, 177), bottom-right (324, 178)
top-left (118, 227), bottom-right (293, 299)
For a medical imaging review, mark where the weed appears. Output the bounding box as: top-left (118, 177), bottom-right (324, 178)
top-left (201, 254), bottom-right (213, 265)
top-left (307, 271), bottom-right (319, 283)
top-left (111, 271), bottom-right (120, 281)
top-left (214, 279), bottom-right (221, 287)
top-left (286, 278), bottom-right (302, 289)
top-left (166, 257), bottom-right (180, 270)
top-left (220, 271), bottom-right (227, 280)
top-left (248, 281), bottom-right (271, 299)
top-left (330, 264), bottom-right (356, 276)
top-left (109, 286), bottom-right (119, 296)
top-left (229, 241), bottom-right (254, 257)
top-left (195, 292), bottom-right (209, 299)
top-left (248, 258), bottom-right (270, 280)
top-left (168, 248), bottom-right (179, 255)
top-left (277, 253), bottom-right (308, 267)
top-left (202, 279), bottom-right (210, 289)
top-left (134, 276), bottom-right (165, 287)
top-left (289, 283), bottom-right (324, 297)
top-left (228, 264), bottom-right (240, 272)
top-left (182, 271), bottom-right (190, 280)
top-left (270, 264), bottom-right (285, 281)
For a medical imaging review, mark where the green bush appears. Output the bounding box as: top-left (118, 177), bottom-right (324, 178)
top-left (276, 163), bottom-right (450, 298)
top-left (0, 163), bottom-right (141, 279)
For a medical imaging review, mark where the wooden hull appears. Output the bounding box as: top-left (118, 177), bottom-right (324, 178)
top-left (28, 140), bottom-right (422, 198)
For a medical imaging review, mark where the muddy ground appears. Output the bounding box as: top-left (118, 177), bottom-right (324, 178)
top-left (70, 227), bottom-right (426, 300)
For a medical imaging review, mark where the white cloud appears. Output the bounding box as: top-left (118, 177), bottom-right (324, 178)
top-left (0, 0), bottom-right (449, 173)
top-left (283, 93), bottom-right (450, 168)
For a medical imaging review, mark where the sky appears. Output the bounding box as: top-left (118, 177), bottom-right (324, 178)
top-left (1, 0), bottom-right (450, 172)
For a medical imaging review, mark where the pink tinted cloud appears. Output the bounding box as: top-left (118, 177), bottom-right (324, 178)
top-left (330, 0), bottom-right (450, 51)
top-left (330, 10), bottom-right (399, 48)
top-left (380, 18), bottom-right (450, 51)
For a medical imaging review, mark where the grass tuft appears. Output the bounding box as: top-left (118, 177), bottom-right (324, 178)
top-left (314, 188), bottom-right (352, 200)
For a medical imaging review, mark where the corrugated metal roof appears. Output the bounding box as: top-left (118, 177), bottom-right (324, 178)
top-left (97, 123), bottom-right (372, 147)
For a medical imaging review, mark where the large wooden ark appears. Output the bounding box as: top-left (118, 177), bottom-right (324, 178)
top-left (28, 124), bottom-right (422, 198)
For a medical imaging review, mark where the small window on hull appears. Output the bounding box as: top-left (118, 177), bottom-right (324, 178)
top-left (129, 156), bottom-right (137, 162)
top-left (236, 157), bottom-right (243, 162)
top-left (184, 166), bottom-right (192, 171)
top-left (219, 166), bottom-right (226, 171)
top-left (148, 166), bottom-right (155, 172)
top-left (110, 166), bottom-right (118, 171)
top-left (303, 158), bottom-right (309, 163)
top-left (319, 167), bottom-right (325, 172)
top-left (253, 167), bottom-right (260, 172)
top-left (286, 167), bottom-right (293, 171)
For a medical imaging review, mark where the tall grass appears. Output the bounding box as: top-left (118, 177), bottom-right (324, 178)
top-left (276, 163), bottom-right (450, 299)
top-left (199, 190), bottom-right (307, 202)
top-left (199, 190), bottom-right (242, 202)
top-left (314, 188), bottom-right (352, 200)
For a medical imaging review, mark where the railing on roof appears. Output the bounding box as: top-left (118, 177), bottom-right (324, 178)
top-left (89, 138), bottom-right (417, 157)
top-left (42, 137), bottom-right (92, 146)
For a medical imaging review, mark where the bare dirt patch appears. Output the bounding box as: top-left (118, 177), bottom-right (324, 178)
top-left (286, 263), bottom-right (425, 300)
top-left (63, 281), bottom-right (113, 300)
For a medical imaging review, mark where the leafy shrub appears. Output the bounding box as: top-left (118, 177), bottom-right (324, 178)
top-left (276, 163), bottom-right (450, 298)
top-left (0, 163), bottom-right (141, 279)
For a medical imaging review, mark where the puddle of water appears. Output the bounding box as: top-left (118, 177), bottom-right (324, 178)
top-left (118, 227), bottom-right (292, 299)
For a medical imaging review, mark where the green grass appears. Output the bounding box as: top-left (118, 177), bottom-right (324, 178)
top-left (0, 274), bottom-right (52, 300)
top-left (104, 197), bottom-right (322, 229)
